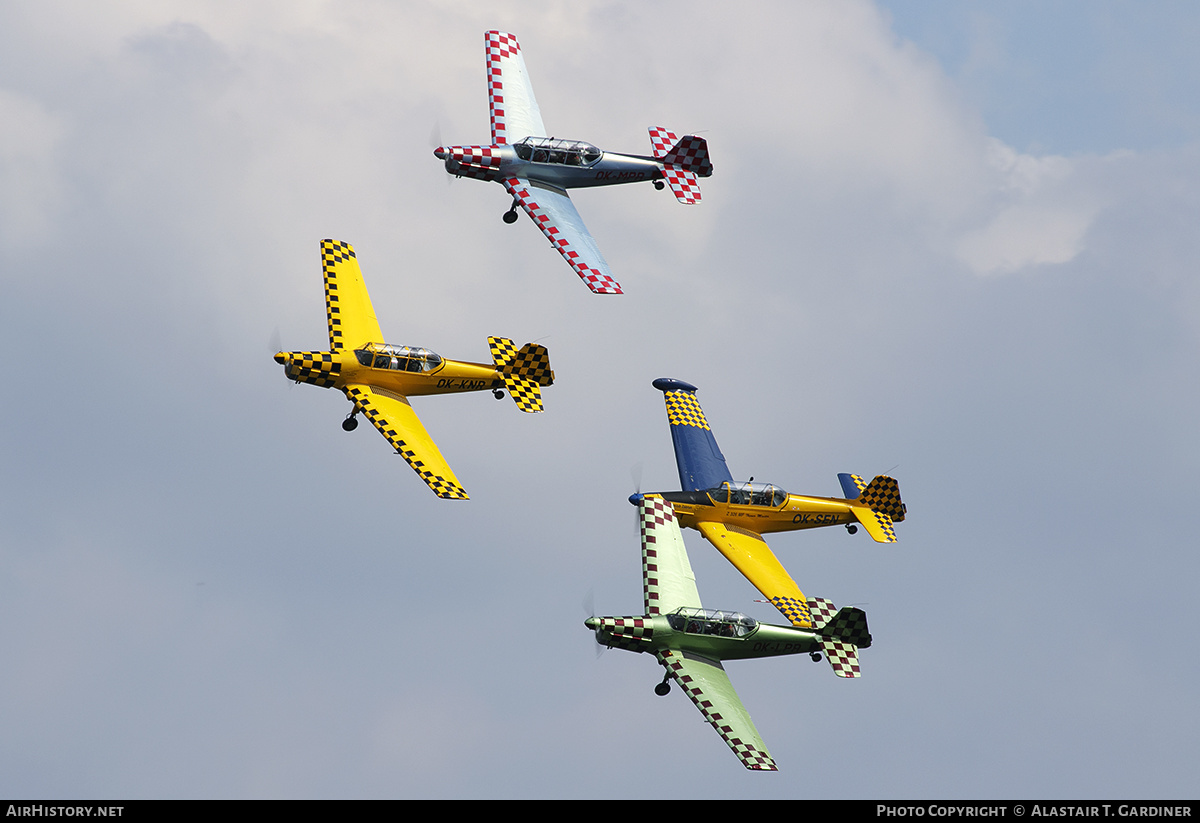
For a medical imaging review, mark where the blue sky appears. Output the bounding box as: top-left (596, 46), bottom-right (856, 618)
top-left (1, 0), bottom-right (1197, 799)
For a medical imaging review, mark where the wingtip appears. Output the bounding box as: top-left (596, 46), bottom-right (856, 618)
top-left (652, 377), bottom-right (698, 393)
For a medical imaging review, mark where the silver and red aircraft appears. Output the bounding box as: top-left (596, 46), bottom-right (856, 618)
top-left (587, 495), bottom-right (872, 770)
top-left (434, 31), bottom-right (713, 295)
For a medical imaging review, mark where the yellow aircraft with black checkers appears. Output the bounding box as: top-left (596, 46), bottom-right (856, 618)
top-left (587, 494), bottom-right (872, 771)
top-left (631, 378), bottom-right (905, 631)
top-left (273, 239), bottom-right (553, 500)
top-left (434, 31), bottom-right (713, 295)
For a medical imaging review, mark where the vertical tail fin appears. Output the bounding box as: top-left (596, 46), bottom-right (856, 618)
top-left (488, 337), bottom-right (553, 413)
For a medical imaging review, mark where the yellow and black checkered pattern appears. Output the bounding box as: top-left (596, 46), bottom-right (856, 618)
top-left (510, 343), bottom-right (553, 386)
top-left (770, 595), bottom-right (813, 629)
top-left (860, 475), bottom-right (905, 521)
top-left (286, 351), bottom-right (341, 388)
top-left (861, 509), bottom-right (897, 542)
top-left (663, 390), bottom-right (711, 429)
top-left (488, 337), bottom-right (553, 413)
top-left (344, 387), bottom-right (469, 500)
top-left (321, 239), bottom-right (355, 350)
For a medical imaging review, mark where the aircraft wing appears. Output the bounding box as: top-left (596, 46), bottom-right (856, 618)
top-left (656, 648), bottom-right (777, 771)
top-left (503, 177), bottom-right (622, 295)
top-left (343, 384), bottom-right (469, 500)
top-left (695, 522), bottom-right (813, 629)
top-left (485, 31), bottom-right (546, 145)
top-left (638, 496), bottom-right (702, 615)
top-left (320, 239), bottom-right (383, 352)
top-left (654, 379), bottom-right (734, 491)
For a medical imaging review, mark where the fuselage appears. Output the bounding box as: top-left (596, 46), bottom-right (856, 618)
top-left (435, 137), bottom-right (664, 190)
top-left (657, 487), bottom-right (856, 535)
top-left (587, 609), bottom-right (821, 662)
top-left (274, 343), bottom-right (504, 397)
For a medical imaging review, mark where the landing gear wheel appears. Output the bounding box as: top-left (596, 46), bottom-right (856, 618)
top-left (654, 180), bottom-right (665, 191)
top-left (342, 414), bottom-right (359, 432)
top-left (846, 524), bottom-right (858, 535)
top-left (502, 208), bottom-right (519, 224)
top-left (654, 681), bottom-right (671, 696)
top-left (493, 389), bottom-right (505, 400)
top-left (810, 652), bottom-right (822, 663)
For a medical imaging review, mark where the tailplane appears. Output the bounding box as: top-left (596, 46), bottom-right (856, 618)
top-left (808, 596), bottom-right (871, 678)
top-left (839, 472), bottom-right (906, 543)
top-left (488, 337), bottom-right (554, 413)
top-left (648, 127), bottom-right (711, 204)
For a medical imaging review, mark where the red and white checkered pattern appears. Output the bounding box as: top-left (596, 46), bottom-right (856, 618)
top-left (640, 496), bottom-right (677, 615)
top-left (440, 144), bottom-right (505, 181)
top-left (503, 177), bottom-right (622, 294)
top-left (647, 126), bottom-right (705, 204)
top-left (648, 126), bottom-right (680, 159)
top-left (443, 145), bottom-right (503, 167)
top-left (487, 31), bottom-right (521, 145)
top-left (662, 167), bottom-right (702, 204)
top-left (662, 135), bottom-right (712, 176)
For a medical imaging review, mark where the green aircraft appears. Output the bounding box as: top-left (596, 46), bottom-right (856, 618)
top-left (586, 494), bottom-right (872, 771)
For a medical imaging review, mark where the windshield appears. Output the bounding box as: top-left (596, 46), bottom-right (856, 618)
top-left (354, 343), bottom-right (443, 373)
top-left (706, 481), bottom-right (787, 507)
top-left (513, 137), bottom-right (602, 166)
top-left (666, 607), bottom-right (757, 638)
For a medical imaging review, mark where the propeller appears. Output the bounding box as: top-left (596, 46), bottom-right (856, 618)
top-left (582, 589), bottom-right (607, 659)
top-left (628, 462), bottom-right (645, 535)
top-left (430, 120), bottom-right (455, 187)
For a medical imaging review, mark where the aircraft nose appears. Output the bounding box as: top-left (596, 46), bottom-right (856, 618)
top-left (585, 617), bottom-right (599, 631)
top-left (433, 146), bottom-right (447, 160)
top-left (628, 493), bottom-right (644, 506)
top-left (273, 352), bottom-right (287, 365)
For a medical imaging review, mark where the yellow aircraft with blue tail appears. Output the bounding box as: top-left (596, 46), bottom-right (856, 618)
top-left (631, 378), bottom-right (905, 630)
top-left (274, 239), bottom-right (553, 499)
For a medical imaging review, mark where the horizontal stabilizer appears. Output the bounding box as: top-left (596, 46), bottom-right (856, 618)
top-left (808, 597), bottom-right (870, 678)
top-left (488, 337), bottom-right (553, 413)
top-left (850, 506), bottom-right (897, 543)
top-left (647, 127), bottom-right (708, 204)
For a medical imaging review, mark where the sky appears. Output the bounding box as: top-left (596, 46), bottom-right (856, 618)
top-left (1, 0), bottom-right (1197, 800)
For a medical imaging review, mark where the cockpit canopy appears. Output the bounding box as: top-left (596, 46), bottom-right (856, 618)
top-left (706, 481), bottom-right (788, 507)
top-left (666, 607), bottom-right (757, 638)
top-left (354, 342), bottom-right (443, 373)
top-left (513, 136), bottom-right (602, 167)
